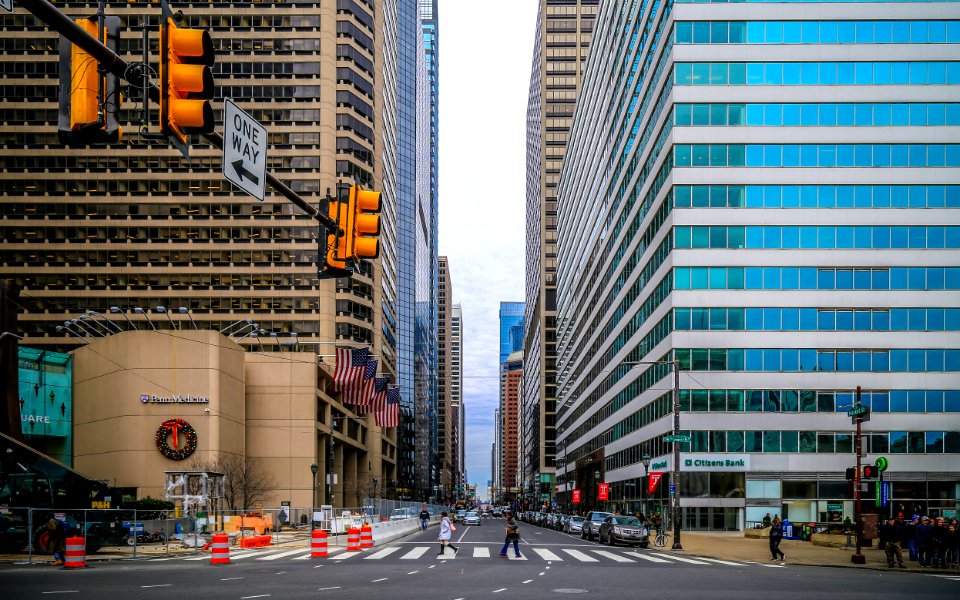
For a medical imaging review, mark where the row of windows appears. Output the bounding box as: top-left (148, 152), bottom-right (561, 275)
top-left (673, 143), bottom-right (960, 168)
top-left (675, 430), bottom-right (960, 454)
top-left (674, 61), bottom-right (960, 86)
top-left (675, 0), bottom-right (960, 3)
top-left (674, 102), bottom-right (960, 127)
top-left (674, 20), bottom-right (960, 45)
top-left (674, 185), bottom-right (960, 209)
top-left (678, 389), bottom-right (960, 414)
top-left (674, 225), bottom-right (960, 250)
top-left (674, 307), bottom-right (960, 332)
top-left (673, 266), bottom-right (960, 291)
top-left (676, 347), bottom-right (960, 373)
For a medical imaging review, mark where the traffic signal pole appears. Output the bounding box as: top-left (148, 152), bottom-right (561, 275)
top-left (17, 0), bottom-right (335, 230)
top-left (852, 385), bottom-right (866, 564)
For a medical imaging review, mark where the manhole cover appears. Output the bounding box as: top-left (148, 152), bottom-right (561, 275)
top-left (552, 589), bottom-right (588, 594)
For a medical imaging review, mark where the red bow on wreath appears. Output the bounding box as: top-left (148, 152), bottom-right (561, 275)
top-left (161, 418), bottom-right (188, 449)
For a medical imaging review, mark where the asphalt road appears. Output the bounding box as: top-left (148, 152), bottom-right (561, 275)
top-left (1, 516), bottom-right (956, 599)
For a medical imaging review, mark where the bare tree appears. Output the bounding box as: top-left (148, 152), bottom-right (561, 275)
top-left (348, 479), bottom-right (370, 508)
top-left (184, 454), bottom-right (276, 512)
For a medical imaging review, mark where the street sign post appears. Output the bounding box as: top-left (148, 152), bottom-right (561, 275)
top-left (223, 99), bottom-right (267, 201)
top-left (665, 434), bottom-right (691, 443)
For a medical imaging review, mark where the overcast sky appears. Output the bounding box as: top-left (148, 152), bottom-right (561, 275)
top-left (437, 0), bottom-right (538, 498)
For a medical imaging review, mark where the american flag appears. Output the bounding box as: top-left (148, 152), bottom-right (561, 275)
top-left (375, 387), bottom-right (401, 428)
top-left (358, 377), bottom-right (388, 415)
top-left (333, 348), bottom-right (369, 391)
top-left (344, 358), bottom-right (377, 406)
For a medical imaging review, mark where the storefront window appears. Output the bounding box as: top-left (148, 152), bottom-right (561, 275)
top-left (782, 480), bottom-right (817, 499)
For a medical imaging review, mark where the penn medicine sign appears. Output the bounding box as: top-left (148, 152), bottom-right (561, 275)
top-left (140, 394), bottom-right (209, 404)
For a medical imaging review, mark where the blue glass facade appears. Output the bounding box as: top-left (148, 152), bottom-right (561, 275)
top-left (499, 302), bottom-right (525, 365)
top-left (555, 0), bottom-right (960, 528)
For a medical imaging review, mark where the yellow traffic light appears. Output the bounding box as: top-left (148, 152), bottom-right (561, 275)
top-left (326, 193), bottom-right (350, 271)
top-left (57, 16), bottom-right (122, 145)
top-left (350, 185), bottom-right (382, 260)
top-left (160, 17), bottom-right (215, 144)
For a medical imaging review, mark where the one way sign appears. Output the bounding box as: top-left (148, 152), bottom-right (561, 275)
top-left (223, 99), bottom-right (267, 201)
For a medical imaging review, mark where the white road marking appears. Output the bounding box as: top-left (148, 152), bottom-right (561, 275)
top-left (757, 563), bottom-right (786, 568)
top-left (294, 547), bottom-right (343, 560)
top-left (428, 564), bottom-right (436, 569)
top-left (371, 578), bottom-right (388, 582)
top-left (364, 547), bottom-right (402, 560)
top-left (407, 570), bottom-right (419, 575)
top-left (492, 588), bottom-right (507, 593)
top-left (221, 577), bottom-right (244, 581)
top-left (473, 547), bottom-right (490, 558)
top-left (317, 587), bottom-right (341, 592)
top-left (240, 595), bottom-right (270, 599)
top-left (695, 557), bottom-right (745, 567)
top-left (329, 550), bottom-right (362, 560)
top-left (532, 548), bottom-right (563, 561)
top-left (401, 546), bottom-right (430, 559)
top-left (141, 584), bottom-right (172, 588)
top-left (591, 550), bottom-right (634, 563)
top-left (42, 593), bottom-right (79, 595)
top-left (522, 579), bottom-right (533, 584)
top-left (258, 547), bottom-right (313, 560)
top-left (625, 551), bottom-right (671, 563)
top-left (649, 552), bottom-right (711, 565)
top-left (561, 548), bottom-right (599, 562)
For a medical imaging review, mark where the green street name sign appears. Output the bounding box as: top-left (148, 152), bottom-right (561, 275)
top-left (847, 405), bottom-right (868, 417)
top-left (665, 434), bottom-right (691, 443)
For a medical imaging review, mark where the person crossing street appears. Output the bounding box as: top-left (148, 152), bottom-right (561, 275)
top-left (499, 510), bottom-right (522, 559)
top-left (437, 511), bottom-right (459, 557)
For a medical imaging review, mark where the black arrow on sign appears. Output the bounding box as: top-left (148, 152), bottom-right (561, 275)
top-left (232, 159), bottom-right (260, 185)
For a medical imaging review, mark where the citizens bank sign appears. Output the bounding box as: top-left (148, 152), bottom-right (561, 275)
top-left (649, 454), bottom-right (751, 472)
top-left (140, 393), bottom-right (209, 404)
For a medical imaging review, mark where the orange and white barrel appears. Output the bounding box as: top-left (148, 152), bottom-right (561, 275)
top-left (64, 536), bottom-right (86, 569)
top-left (210, 532), bottom-right (230, 565)
top-left (311, 529), bottom-right (328, 557)
top-left (360, 524), bottom-right (373, 548)
top-left (347, 527), bottom-right (361, 551)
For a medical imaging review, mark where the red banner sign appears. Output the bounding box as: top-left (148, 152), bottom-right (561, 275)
top-left (648, 472), bottom-right (664, 495)
top-left (598, 483), bottom-right (610, 501)
top-left (572, 489), bottom-right (581, 504)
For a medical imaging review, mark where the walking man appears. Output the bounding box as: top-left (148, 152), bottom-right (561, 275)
top-left (769, 516), bottom-right (785, 561)
top-left (499, 510), bottom-right (522, 559)
top-left (879, 517), bottom-right (906, 568)
top-left (437, 511), bottom-right (459, 557)
top-left (46, 516), bottom-right (67, 566)
top-left (419, 505), bottom-right (430, 531)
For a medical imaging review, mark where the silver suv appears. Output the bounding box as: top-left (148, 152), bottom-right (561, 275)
top-left (580, 510), bottom-right (612, 541)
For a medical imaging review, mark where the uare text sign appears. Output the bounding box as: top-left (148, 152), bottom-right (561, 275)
top-left (223, 99), bottom-right (267, 201)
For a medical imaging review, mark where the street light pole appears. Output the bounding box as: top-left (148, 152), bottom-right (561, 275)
top-left (310, 463), bottom-right (318, 530)
top-left (642, 453), bottom-right (651, 518)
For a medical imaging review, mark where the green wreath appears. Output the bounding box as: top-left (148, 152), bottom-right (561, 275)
top-left (155, 418), bottom-right (197, 461)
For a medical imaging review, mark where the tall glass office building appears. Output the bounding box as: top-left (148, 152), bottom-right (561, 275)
top-left (555, 0), bottom-right (960, 530)
top-left (500, 302), bottom-right (526, 365)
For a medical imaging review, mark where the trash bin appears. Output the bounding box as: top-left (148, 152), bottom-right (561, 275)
top-left (801, 523), bottom-right (811, 541)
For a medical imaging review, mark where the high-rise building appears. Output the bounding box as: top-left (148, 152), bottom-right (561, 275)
top-left (499, 302), bottom-right (525, 364)
top-left (437, 256), bottom-right (454, 497)
top-left (451, 303), bottom-right (465, 493)
top-left (555, 0), bottom-right (960, 528)
top-left (500, 350), bottom-right (523, 502)
top-left (524, 0), bottom-right (598, 509)
top-left (0, 1), bottom-right (428, 503)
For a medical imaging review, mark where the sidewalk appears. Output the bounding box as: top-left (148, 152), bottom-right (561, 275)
top-left (670, 531), bottom-right (956, 573)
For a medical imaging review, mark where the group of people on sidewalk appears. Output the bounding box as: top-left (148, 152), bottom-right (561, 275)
top-left (879, 514), bottom-right (959, 569)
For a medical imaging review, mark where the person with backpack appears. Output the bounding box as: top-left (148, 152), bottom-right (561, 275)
top-left (46, 516), bottom-right (67, 566)
top-left (499, 510), bottom-right (522, 559)
top-left (769, 516), bottom-right (785, 561)
top-left (419, 505), bottom-right (430, 531)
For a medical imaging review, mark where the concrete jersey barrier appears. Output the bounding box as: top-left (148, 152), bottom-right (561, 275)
top-left (370, 515), bottom-right (439, 545)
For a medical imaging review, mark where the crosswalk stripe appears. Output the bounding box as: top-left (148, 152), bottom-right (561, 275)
top-left (437, 550), bottom-right (456, 559)
top-left (591, 550), bottom-right (634, 563)
top-left (329, 550), bottom-right (363, 560)
top-left (258, 547), bottom-right (313, 560)
top-left (401, 547), bottom-right (430, 560)
top-left (184, 550), bottom-right (260, 562)
top-left (531, 548), bottom-right (563, 561)
top-left (364, 547), bottom-right (402, 560)
top-left (625, 551), bottom-right (671, 563)
top-left (473, 547), bottom-right (491, 558)
top-left (694, 557), bottom-right (745, 567)
top-left (649, 552), bottom-right (711, 565)
top-left (292, 547), bottom-right (343, 560)
top-left (561, 549), bottom-right (599, 562)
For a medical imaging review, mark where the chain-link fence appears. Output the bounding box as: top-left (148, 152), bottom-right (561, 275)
top-left (0, 501), bottom-right (447, 564)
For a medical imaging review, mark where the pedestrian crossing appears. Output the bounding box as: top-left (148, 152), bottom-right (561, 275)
top-left (156, 544), bottom-right (767, 569)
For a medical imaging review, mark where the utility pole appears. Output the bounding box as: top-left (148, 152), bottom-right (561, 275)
top-left (851, 385), bottom-right (866, 564)
top-left (671, 358), bottom-right (683, 550)
top-left (0, 280), bottom-right (22, 440)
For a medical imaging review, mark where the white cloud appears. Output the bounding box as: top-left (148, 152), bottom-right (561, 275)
top-left (437, 0), bottom-right (538, 491)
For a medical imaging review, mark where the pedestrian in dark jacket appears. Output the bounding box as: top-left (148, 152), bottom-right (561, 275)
top-left (904, 517), bottom-right (918, 561)
top-left (916, 516), bottom-right (933, 566)
top-left (946, 522), bottom-right (959, 568)
top-left (499, 511), bottom-right (522, 559)
top-left (929, 517), bottom-right (947, 568)
top-left (769, 517), bottom-right (785, 561)
top-left (879, 518), bottom-right (906, 568)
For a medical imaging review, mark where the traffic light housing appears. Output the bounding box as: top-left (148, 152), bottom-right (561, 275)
top-left (160, 17), bottom-right (215, 144)
top-left (861, 465), bottom-right (879, 479)
top-left (322, 192), bottom-right (352, 277)
top-left (350, 185), bottom-right (382, 260)
top-left (845, 467), bottom-right (857, 480)
top-left (58, 16), bottom-right (122, 145)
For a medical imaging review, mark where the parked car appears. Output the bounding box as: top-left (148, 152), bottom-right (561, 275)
top-left (564, 515), bottom-right (585, 534)
top-left (463, 511), bottom-right (481, 526)
top-left (598, 514), bottom-right (649, 547)
top-left (554, 514), bottom-right (568, 531)
top-left (454, 509), bottom-right (467, 523)
top-left (580, 510), bottom-right (612, 540)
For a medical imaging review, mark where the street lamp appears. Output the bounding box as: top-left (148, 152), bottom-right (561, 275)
top-left (623, 358), bottom-right (683, 550)
top-left (642, 453), bottom-right (651, 518)
top-left (310, 463), bottom-right (318, 530)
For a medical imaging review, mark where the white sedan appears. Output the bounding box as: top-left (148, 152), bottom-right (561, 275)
top-left (463, 511), bottom-right (482, 526)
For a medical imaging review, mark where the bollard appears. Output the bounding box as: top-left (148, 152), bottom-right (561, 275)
top-left (360, 524), bottom-right (373, 548)
top-left (210, 533), bottom-right (230, 565)
top-left (311, 529), bottom-right (328, 558)
top-left (347, 527), bottom-right (361, 551)
top-left (64, 536), bottom-right (87, 569)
